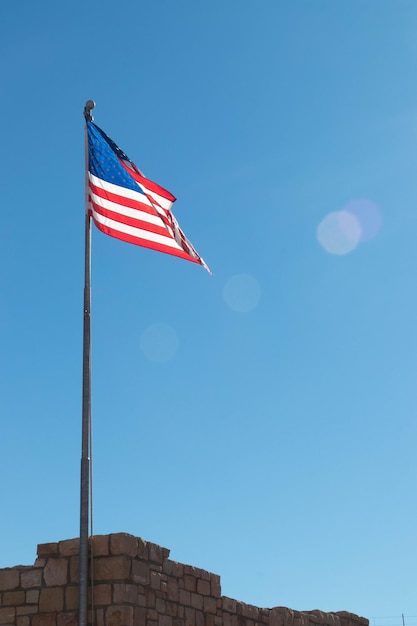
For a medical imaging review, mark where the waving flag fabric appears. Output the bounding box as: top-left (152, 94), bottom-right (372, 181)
top-left (86, 121), bottom-right (210, 272)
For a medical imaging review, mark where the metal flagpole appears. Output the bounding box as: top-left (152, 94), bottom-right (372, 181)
top-left (79, 99), bottom-right (95, 626)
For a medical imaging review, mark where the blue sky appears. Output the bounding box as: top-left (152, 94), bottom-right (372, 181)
top-left (1, 0), bottom-right (416, 622)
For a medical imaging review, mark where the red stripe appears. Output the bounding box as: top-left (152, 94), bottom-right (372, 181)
top-left (121, 162), bottom-right (176, 202)
top-left (89, 184), bottom-right (173, 233)
top-left (90, 198), bottom-right (170, 239)
top-left (92, 216), bottom-right (199, 264)
top-left (89, 180), bottom-right (162, 218)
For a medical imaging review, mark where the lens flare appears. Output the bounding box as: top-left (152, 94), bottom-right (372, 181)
top-left (317, 210), bottom-right (362, 255)
top-left (140, 323), bottom-right (179, 363)
top-left (342, 199), bottom-right (382, 242)
top-left (222, 274), bottom-right (261, 312)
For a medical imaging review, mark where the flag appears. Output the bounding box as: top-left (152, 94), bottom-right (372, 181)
top-left (86, 121), bottom-right (210, 272)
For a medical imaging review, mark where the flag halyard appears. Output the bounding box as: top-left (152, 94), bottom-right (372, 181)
top-left (86, 121), bottom-right (210, 272)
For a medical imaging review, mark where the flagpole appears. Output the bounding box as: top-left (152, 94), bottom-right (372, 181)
top-left (79, 99), bottom-right (95, 626)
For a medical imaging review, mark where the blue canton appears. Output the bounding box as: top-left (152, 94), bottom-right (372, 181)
top-left (87, 122), bottom-right (144, 194)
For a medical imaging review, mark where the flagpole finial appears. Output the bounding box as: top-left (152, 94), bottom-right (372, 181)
top-left (84, 100), bottom-right (96, 121)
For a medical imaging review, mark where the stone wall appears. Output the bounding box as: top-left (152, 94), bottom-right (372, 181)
top-left (0, 533), bottom-right (368, 626)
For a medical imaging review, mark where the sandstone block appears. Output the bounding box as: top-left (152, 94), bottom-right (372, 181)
top-left (57, 611), bottom-right (78, 626)
top-left (16, 617), bottom-right (30, 626)
top-left (334, 612), bottom-right (368, 626)
top-left (110, 533), bottom-right (138, 557)
top-left (95, 608), bottom-right (105, 626)
top-left (222, 597), bottom-right (237, 613)
top-left (148, 542), bottom-right (170, 564)
top-left (0, 569), bottom-right (19, 591)
top-left (21, 568), bottom-right (42, 588)
top-left (270, 609), bottom-right (285, 626)
top-left (190, 592), bottom-right (203, 610)
top-left (15, 606), bottom-right (37, 619)
top-left (113, 583), bottom-right (137, 604)
top-left (184, 565), bottom-right (207, 579)
top-left (145, 588), bottom-right (156, 608)
top-left (295, 613), bottom-right (309, 626)
top-left (137, 538), bottom-right (148, 560)
top-left (196, 579), bottom-right (210, 596)
top-left (94, 555), bottom-right (131, 581)
top-left (201, 568), bottom-right (210, 581)
top-left (93, 583), bottom-right (112, 606)
top-left (275, 607), bottom-right (295, 623)
top-left (3, 590), bottom-right (25, 605)
top-left (184, 575), bottom-right (196, 592)
top-left (160, 615), bottom-right (173, 626)
top-left (179, 589), bottom-right (191, 606)
top-left (171, 562), bottom-right (184, 578)
top-left (134, 607), bottom-right (146, 623)
top-left (203, 597), bottom-right (217, 615)
top-left (150, 571), bottom-right (161, 589)
top-left (167, 579), bottom-right (179, 602)
top-left (32, 613), bottom-right (57, 626)
top-left (185, 607), bottom-right (195, 626)
top-left (37, 542), bottom-right (59, 558)
top-left (59, 538), bottom-right (79, 557)
top-left (322, 613), bottom-right (337, 626)
top-left (44, 558), bottom-right (69, 586)
top-left (162, 559), bottom-right (173, 575)
top-left (223, 613), bottom-right (232, 626)
top-left (166, 601), bottom-right (179, 617)
top-left (0, 606), bottom-right (15, 625)
top-left (69, 556), bottom-right (79, 583)
top-left (241, 603), bottom-right (260, 620)
top-left (39, 587), bottom-right (64, 612)
top-left (148, 543), bottom-right (164, 564)
top-left (91, 535), bottom-right (109, 556)
top-left (26, 589), bottom-right (40, 604)
top-left (210, 574), bottom-right (221, 597)
top-left (106, 604), bottom-right (134, 626)
top-left (65, 585), bottom-right (78, 610)
top-left (132, 559), bottom-right (149, 585)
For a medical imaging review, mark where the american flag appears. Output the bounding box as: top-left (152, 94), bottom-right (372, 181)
top-left (86, 121), bottom-right (210, 272)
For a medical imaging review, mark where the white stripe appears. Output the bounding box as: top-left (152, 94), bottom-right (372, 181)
top-left (89, 171), bottom-right (174, 213)
top-left (91, 206), bottom-right (182, 251)
top-left (90, 189), bottom-right (165, 229)
top-left (89, 172), bottom-right (155, 209)
top-left (136, 182), bottom-right (174, 212)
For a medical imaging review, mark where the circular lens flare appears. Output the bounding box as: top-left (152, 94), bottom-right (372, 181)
top-left (317, 210), bottom-right (362, 255)
top-left (223, 274), bottom-right (261, 313)
top-left (342, 199), bottom-right (382, 242)
top-left (140, 323), bottom-right (179, 363)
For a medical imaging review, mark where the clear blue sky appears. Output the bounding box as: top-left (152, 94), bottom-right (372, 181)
top-left (1, 0), bottom-right (416, 622)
